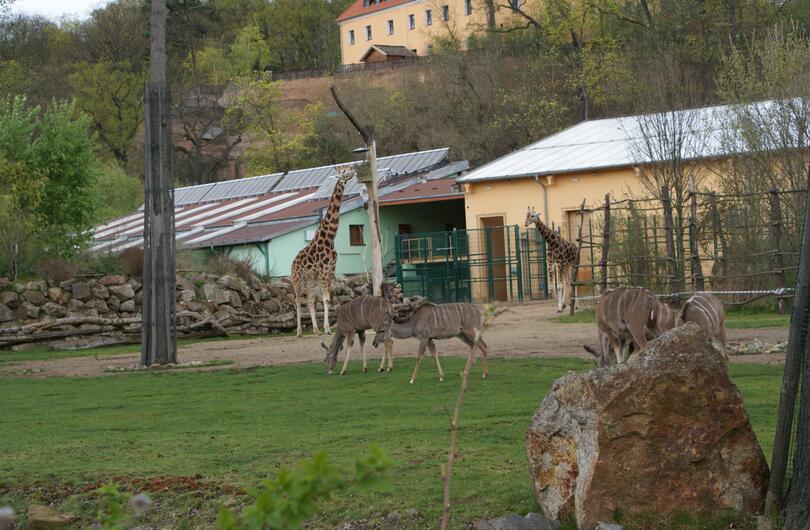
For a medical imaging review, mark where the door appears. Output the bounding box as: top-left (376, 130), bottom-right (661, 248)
top-left (480, 216), bottom-right (508, 302)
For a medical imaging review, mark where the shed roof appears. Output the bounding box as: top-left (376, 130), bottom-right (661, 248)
top-left (360, 45), bottom-right (417, 61)
top-left (458, 99), bottom-right (800, 183)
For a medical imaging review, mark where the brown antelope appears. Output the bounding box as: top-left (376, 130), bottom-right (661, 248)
top-left (592, 287), bottom-right (663, 366)
top-left (374, 302), bottom-right (489, 384)
top-left (322, 295), bottom-right (394, 375)
top-left (656, 301), bottom-right (679, 335)
top-left (678, 292), bottom-right (728, 361)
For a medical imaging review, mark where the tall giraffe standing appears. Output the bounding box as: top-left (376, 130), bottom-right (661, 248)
top-left (291, 166), bottom-right (355, 337)
top-left (525, 207), bottom-right (579, 312)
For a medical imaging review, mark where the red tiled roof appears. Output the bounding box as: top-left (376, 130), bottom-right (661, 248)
top-left (380, 178), bottom-right (463, 206)
top-left (337, 0), bottom-right (413, 22)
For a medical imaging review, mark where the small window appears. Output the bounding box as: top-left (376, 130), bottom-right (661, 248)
top-left (387, 19), bottom-right (394, 35)
top-left (510, 0), bottom-right (520, 10)
top-left (465, 0), bottom-right (472, 15)
top-left (398, 224), bottom-right (413, 235)
top-left (442, 5), bottom-right (449, 21)
top-left (408, 14), bottom-right (416, 30)
top-left (365, 25), bottom-right (372, 40)
top-left (425, 9), bottom-right (432, 26)
top-left (349, 225), bottom-right (365, 246)
top-left (349, 29), bottom-right (355, 45)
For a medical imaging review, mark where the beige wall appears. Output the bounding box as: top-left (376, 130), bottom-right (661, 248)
top-left (338, 0), bottom-right (517, 65)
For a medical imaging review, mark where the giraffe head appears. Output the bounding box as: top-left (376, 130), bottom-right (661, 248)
top-left (335, 165), bottom-right (356, 186)
top-left (525, 206), bottom-right (539, 227)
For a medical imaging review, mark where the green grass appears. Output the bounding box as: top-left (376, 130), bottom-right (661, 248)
top-left (551, 307), bottom-right (790, 328)
top-left (0, 358), bottom-right (782, 529)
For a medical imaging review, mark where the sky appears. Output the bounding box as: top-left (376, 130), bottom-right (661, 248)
top-left (10, 0), bottom-right (113, 20)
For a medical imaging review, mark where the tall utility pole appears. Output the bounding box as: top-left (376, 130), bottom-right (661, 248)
top-left (141, 0), bottom-right (177, 365)
top-left (330, 85), bottom-right (384, 296)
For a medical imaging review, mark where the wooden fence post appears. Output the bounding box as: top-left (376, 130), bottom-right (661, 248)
top-left (600, 193), bottom-right (611, 294)
top-left (689, 177), bottom-right (705, 291)
top-left (769, 188), bottom-right (788, 315)
top-left (709, 192), bottom-right (728, 285)
top-left (661, 186), bottom-right (681, 294)
top-left (569, 199), bottom-right (587, 316)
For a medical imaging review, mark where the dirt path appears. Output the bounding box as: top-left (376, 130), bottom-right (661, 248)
top-left (4, 301), bottom-right (787, 378)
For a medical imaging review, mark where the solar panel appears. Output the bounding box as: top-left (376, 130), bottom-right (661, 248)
top-left (174, 183), bottom-right (216, 206)
top-left (202, 173), bottom-right (283, 202)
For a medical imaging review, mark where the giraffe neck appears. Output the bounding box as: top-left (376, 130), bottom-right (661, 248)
top-left (533, 217), bottom-right (563, 248)
top-left (312, 179), bottom-right (347, 246)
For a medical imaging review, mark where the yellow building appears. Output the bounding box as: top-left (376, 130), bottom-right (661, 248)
top-left (336, 0), bottom-right (519, 65)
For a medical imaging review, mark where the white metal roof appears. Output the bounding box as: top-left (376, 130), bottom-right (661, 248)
top-left (458, 99), bottom-right (803, 182)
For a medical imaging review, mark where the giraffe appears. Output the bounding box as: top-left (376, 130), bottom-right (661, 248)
top-left (291, 165), bottom-right (355, 337)
top-left (525, 206), bottom-right (579, 312)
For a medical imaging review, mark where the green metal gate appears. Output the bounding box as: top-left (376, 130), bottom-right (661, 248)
top-left (394, 226), bottom-right (549, 303)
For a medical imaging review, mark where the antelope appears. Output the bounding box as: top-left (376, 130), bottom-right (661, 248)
top-left (655, 301), bottom-right (679, 335)
top-left (374, 302), bottom-right (489, 384)
top-left (678, 292), bottom-right (728, 362)
top-left (591, 287), bottom-right (663, 366)
top-left (322, 295), bottom-right (394, 375)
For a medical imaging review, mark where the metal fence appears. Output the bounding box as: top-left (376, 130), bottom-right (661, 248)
top-left (394, 226), bottom-right (548, 303)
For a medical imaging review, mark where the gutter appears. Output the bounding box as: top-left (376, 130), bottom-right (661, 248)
top-left (534, 176), bottom-right (550, 223)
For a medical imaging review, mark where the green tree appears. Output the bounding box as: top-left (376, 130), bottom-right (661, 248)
top-left (70, 60), bottom-right (145, 168)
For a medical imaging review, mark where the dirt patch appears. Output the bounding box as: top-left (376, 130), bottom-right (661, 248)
top-left (3, 301), bottom-right (788, 378)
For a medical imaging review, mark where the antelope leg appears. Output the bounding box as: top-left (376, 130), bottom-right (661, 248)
top-left (428, 340), bottom-right (444, 382)
top-left (410, 341), bottom-right (427, 384)
top-left (340, 332), bottom-right (354, 375)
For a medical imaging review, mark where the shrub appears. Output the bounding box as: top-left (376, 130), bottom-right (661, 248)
top-left (118, 247), bottom-right (144, 278)
top-left (71, 252), bottom-right (124, 277)
top-left (35, 257), bottom-right (75, 284)
top-left (207, 254), bottom-right (256, 282)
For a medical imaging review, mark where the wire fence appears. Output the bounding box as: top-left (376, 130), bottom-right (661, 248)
top-left (562, 187), bottom-right (806, 312)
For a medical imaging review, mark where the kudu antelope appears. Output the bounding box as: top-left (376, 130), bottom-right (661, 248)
top-left (589, 287), bottom-right (663, 366)
top-left (678, 292), bottom-right (728, 361)
top-left (322, 295), bottom-right (394, 375)
top-left (374, 302), bottom-right (489, 384)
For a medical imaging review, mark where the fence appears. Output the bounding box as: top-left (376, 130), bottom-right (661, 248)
top-left (394, 226), bottom-right (548, 304)
top-left (565, 187), bottom-right (806, 312)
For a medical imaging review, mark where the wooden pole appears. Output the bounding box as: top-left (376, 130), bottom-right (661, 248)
top-left (661, 186), bottom-right (680, 293)
top-left (770, 189), bottom-right (788, 315)
top-left (141, 0), bottom-right (176, 366)
top-left (329, 84), bottom-right (383, 297)
top-left (689, 177), bottom-right (705, 291)
top-left (600, 193), bottom-right (611, 294)
top-left (569, 199), bottom-right (586, 316)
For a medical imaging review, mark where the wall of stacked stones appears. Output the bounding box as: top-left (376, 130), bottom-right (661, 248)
top-left (0, 274), bottom-right (403, 351)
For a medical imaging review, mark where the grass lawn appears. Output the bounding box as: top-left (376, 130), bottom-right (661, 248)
top-left (0, 357), bottom-right (781, 529)
top-left (552, 307), bottom-right (790, 328)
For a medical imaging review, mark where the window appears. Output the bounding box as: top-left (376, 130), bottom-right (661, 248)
top-left (425, 9), bottom-right (432, 26)
top-left (349, 29), bottom-right (355, 45)
top-left (398, 224), bottom-right (413, 235)
top-left (510, 0), bottom-right (520, 10)
top-left (387, 19), bottom-right (394, 35)
top-left (465, 0), bottom-right (473, 15)
top-left (365, 25), bottom-right (372, 40)
top-left (408, 14), bottom-right (416, 30)
top-left (349, 225), bottom-right (365, 246)
top-left (442, 5), bottom-right (449, 21)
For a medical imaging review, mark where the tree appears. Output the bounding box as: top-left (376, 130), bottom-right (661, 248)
top-left (70, 61), bottom-right (145, 168)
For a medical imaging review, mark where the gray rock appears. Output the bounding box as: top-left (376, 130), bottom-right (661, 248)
top-left (119, 300), bottom-right (135, 313)
top-left (130, 278), bottom-right (142, 292)
top-left (178, 289), bottom-right (196, 304)
top-left (176, 275), bottom-right (195, 291)
top-left (16, 302), bottom-right (39, 320)
top-left (42, 302), bottom-right (68, 318)
top-left (0, 303), bottom-right (13, 323)
top-left (108, 284), bottom-right (135, 301)
top-left (86, 299), bottom-right (110, 313)
top-left (72, 282), bottom-right (92, 301)
top-left (27, 504), bottom-right (77, 529)
top-left (23, 290), bottom-right (47, 306)
top-left (474, 514), bottom-right (560, 530)
top-left (90, 283), bottom-right (110, 300)
top-left (47, 287), bottom-right (69, 304)
top-left (263, 298), bottom-right (282, 314)
top-left (0, 290), bottom-right (19, 309)
top-left (99, 274), bottom-right (126, 286)
top-left (107, 295), bottom-right (121, 312)
top-left (0, 277), bottom-right (9, 289)
top-left (25, 280), bottom-right (46, 292)
top-left (227, 289), bottom-right (243, 307)
top-left (203, 283), bottom-right (229, 305)
top-left (67, 299), bottom-right (85, 312)
top-left (595, 523), bottom-right (624, 530)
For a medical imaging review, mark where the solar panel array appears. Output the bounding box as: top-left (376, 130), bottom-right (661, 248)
top-left (173, 173), bottom-right (283, 206)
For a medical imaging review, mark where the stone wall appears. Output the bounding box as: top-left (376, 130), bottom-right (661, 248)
top-left (0, 274), bottom-right (402, 351)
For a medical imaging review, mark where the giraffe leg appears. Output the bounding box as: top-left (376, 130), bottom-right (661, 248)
top-left (410, 341), bottom-right (428, 384)
top-left (555, 263), bottom-right (565, 312)
top-left (295, 293), bottom-right (303, 337)
top-left (321, 279), bottom-right (332, 335)
top-left (428, 339), bottom-right (444, 382)
top-left (340, 332), bottom-right (354, 375)
top-left (308, 293), bottom-right (321, 335)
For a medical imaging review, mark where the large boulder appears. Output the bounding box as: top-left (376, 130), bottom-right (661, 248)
top-left (0, 290), bottom-right (19, 309)
top-left (203, 283), bottom-right (229, 305)
top-left (99, 274), bottom-right (126, 286)
top-left (0, 303), bottom-right (13, 323)
top-left (23, 290), bottom-right (47, 306)
top-left (27, 505), bottom-right (76, 529)
top-left (108, 283), bottom-right (135, 301)
top-left (525, 324), bottom-right (768, 530)
top-left (71, 282), bottom-right (92, 302)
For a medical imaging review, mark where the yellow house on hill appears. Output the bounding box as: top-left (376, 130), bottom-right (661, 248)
top-left (336, 0), bottom-right (521, 65)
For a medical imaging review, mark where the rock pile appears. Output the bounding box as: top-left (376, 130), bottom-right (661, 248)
top-left (525, 324), bottom-right (769, 530)
top-left (0, 273), bottom-right (405, 351)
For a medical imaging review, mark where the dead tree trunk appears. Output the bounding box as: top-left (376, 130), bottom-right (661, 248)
top-left (689, 178), bottom-right (704, 291)
top-left (141, 0), bottom-right (177, 366)
top-left (661, 186), bottom-right (681, 293)
top-left (770, 189), bottom-right (788, 315)
top-left (600, 193), bottom-right (610, 294)
top-left (569, 199), bottom-right (586, 316)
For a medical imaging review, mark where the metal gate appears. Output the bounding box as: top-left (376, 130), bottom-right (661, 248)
top-left (394, 226), bottom-right (549, 303)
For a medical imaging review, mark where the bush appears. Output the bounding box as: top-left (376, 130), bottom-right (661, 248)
top-left (71, 252), bottom-right (124, 276)
top-left (207, 254), bottom-right (256, 282)
top-left (118, 248), bottom-right (143, 278)
top-left (35, 257), bottom-right (75, 284)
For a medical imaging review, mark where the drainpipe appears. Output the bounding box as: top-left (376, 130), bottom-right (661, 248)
top-left (534, 175), bottom-right (549, 223)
